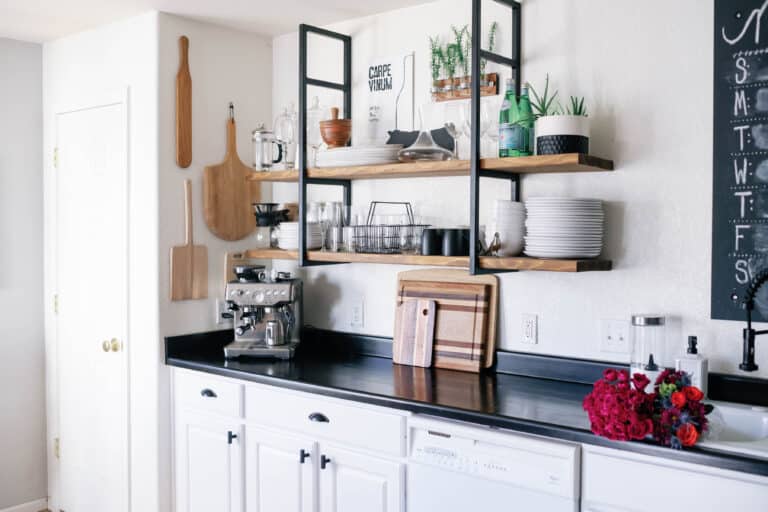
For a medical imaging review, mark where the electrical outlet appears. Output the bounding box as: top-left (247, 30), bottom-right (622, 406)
top-left (215, 299), bottom-right (233, 326)
top-left (522, 314), bottom-right (538, 345)
top-left (350, 300), bottom-right (364, 329)
top-left (601, 319), bottom-right (630, 354)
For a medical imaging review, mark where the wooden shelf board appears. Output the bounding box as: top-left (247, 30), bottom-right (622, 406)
top-left (246, 154), bottom-right (614, 183)
top-left (243, 248), bottom-right (611, 272)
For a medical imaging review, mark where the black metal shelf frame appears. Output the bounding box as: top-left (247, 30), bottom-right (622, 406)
top-left (470, 0), bottom-right (522, 275)
top-left (297, 1), bottom-right (521, 274)
top-left (298, 24), bottom-right (352, 267)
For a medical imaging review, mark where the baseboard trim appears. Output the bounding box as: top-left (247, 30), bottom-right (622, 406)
top-left (0, 499), bottom-right (48, 512)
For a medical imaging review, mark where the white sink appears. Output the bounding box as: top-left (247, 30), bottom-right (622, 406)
top-left (698, 401), bottom-right (768, 459)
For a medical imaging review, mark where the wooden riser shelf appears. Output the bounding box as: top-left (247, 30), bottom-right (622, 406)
top-left (244, 249), bottom-right (611, 272)
top-left (247, 153), bottom-right (614, 182)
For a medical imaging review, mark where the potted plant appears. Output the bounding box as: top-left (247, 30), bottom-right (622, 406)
top-left (452, 25), bottom-right (470, 90)
top-left (479, 21), bottom-right (498, 87)
top-left (429, 36), bottom-right (444, 95)
top-left (529, 74), bottom-right (590, 155)
top-left (441, 42), bottom-right (459, 95)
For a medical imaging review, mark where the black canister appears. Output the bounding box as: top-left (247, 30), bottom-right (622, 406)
top-left (421, 228), bottom-right (443, 255)
top-left (442, 228), bottom-right (469, 256)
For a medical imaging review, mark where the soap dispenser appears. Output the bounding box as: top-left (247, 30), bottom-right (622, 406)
top-left (675, 336), bottom-right (709, 396)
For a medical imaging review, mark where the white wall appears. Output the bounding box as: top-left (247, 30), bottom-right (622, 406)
top-left (0, 38), bottom-right (46, 511)
top-left (157, 13), bottom-right (273, 512)
top-left (271, 0), bottom-right (768, 378)
top-left (43, 12), bottom-right (160, 511)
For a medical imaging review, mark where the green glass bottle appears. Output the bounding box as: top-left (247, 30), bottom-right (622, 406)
top-left (498, 78), bottom-right (519, 157)
top-left (516, 83), bottom-right (534, 156)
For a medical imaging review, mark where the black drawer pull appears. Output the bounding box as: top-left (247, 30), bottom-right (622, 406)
top-left (200, 388), bottom-right (217, 398)
top-left (299, 449), bottom-right (310, 464)
top-left (228, 431), bottom-right (238, 445)
top-left (320, 454), bottom-right (331, 470)
top-left (308, 412), bottom-right (329, 423)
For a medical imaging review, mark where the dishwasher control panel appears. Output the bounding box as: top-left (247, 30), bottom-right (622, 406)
top-left (408, 417), bottom-right (580, 499)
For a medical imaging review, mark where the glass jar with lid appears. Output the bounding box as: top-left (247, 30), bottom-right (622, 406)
top-left (630, 314), bottom-right (666, 385)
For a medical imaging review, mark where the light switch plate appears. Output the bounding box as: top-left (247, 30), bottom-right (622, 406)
top-left (601, 318), bottom-right (630, 354)
top-left (522, 313), bottom-right (538, 345)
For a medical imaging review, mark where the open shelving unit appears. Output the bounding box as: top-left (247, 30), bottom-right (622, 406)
top-left (249, 0), bottom-right (616, 274)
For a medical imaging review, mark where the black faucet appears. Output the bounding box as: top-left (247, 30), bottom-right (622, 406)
top-left (731, 268), bottom-right (768, 371)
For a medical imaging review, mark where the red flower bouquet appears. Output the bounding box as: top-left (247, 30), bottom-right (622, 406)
top-left (582, 369), bottom-right (655, 441)
top-left (651, 369), bottom-right (711, 449)
top-left (583, 368), bottom-right (712, 449)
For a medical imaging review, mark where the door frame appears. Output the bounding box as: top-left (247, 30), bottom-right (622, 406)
top-left (46, 88), bottom-right (131, 511)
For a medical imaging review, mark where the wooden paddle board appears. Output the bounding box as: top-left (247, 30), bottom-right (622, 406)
top-left (176, 36), bottom-right (192, 168)
top-left (203, 104), bottom-right (258, 241)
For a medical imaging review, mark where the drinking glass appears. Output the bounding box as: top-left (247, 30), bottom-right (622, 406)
top-left (318, 202), bottom-right (330, 251)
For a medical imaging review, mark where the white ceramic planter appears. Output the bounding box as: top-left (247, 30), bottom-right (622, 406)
top-left (535, 115), bottom-right (590, 155)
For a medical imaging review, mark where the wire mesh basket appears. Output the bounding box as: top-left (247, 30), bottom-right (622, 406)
top-left (352, 202), bottom-right (429, 254)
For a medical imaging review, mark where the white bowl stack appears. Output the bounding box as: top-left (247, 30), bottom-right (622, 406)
top-left (524, 198), bottom-right (603, 258)
top-left (276, 222), bottom-right (323, 250)
top-left (487, 200), bottom-right (525, 256)
top-left (316, 145), bottom-right (402, 167)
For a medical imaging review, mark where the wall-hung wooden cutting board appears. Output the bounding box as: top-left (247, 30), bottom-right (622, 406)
top-left (203, 105), bottom-right (258, 241)
top-left (396, 269), bottom-right (499, 370)
top-left (176, 36), bottom-right (192, 168)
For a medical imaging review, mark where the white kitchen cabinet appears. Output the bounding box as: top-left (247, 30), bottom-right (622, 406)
top-left (582, 445), bottom-right (768, 511)
top-left (175, 410), bottom-right (244, 512)
top-left (246, 426), bottom-right (316, 512)
top-left (318, 444), bottom-right (404, 512)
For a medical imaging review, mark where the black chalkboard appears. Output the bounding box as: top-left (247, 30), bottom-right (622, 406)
top-left (713, 0), bottom-right (768, 321)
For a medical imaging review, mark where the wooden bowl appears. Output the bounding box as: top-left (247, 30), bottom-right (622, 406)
top-left (319, 107), bottom-right (351, 148)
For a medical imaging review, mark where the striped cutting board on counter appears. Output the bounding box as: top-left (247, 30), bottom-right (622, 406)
top-left (395, 279), bottom-right (491, 373)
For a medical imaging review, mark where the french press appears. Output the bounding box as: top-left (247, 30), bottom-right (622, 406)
top-left (252, 124), bottom-right (284, 171)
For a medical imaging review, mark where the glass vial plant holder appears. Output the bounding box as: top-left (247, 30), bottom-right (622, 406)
top-left (630, 315), bottom-right (666, 386)
top-left (274, 104), bottom-right (297, 170)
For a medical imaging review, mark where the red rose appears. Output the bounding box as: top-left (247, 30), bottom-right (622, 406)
top-left (683, 386), bottom-right (704, 402)
top-left (676, 423), bottom-right (700, 447)
top-left (631, 373), bottom-right (651, 391)
top-left (617, 370), bottom-right (629, 383)
top-left (603, 369), bottom-right (618, 382)
top-left (628, 415), bottom-right (651, 440)
top-left (670, 391), bottom-right (687, 409)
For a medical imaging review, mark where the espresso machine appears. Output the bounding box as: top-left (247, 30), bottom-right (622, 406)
top-left (223, 265), bottom-right (302, 360)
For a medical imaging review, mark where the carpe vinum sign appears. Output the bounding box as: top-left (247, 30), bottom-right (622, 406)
top-left (369, 62), bottom-right (393, 92)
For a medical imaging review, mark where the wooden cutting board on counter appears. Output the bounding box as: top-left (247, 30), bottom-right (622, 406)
top-left (394, 299), bottom-right (436, 367)
top-left (395, 269), bottom-right (499, 370)
top-left (203, 105), bottom-right (258, 241)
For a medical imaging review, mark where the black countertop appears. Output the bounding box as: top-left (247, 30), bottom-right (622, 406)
top-left (166, 329), bottom-right (768, 477)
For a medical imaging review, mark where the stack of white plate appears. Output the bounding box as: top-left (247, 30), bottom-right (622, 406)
top-left (276, 222), bottom-right (323, 250)
top-left (524, 198), bottom-right (603, 258)
top-left (487, 200), bottom-right (525, 256)
top-left (316, 145), bottom-right (402, 168)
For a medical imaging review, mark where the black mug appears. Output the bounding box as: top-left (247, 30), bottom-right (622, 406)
top-left (421, 228), bottom-right (443, 256)
top-left (442, 228), bottom-right (469, 256)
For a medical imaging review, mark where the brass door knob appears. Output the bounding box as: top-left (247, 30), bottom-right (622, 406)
top-left (110, 338), bottom-right (121, 352)
top-left (102, 340), bottom-right (111, 352)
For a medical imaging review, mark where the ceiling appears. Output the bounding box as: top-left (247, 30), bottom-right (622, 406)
top-left (0, 0), bottom-right (431, 43)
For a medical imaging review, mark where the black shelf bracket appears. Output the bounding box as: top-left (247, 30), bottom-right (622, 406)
top-left (470, 0), bottom-right (522, 275)
top-left (298, 24), bottom-right (352, 267)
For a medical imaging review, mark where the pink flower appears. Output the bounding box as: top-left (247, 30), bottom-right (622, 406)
top-left (603, 369), bottom-right (618, 382)
top-left (631, 373), bottom-right (651, 391)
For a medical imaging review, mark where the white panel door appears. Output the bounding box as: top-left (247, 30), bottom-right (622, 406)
top-left (318, 445), bottom-right (403, 512)
top-left (245, 426), bottom-right (316, 512)
top-left (55, 96), bottom-right (129, 512)
top-left (175, 411), bottom-right (244, 512)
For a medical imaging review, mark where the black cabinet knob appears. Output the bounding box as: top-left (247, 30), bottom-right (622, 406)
top-left (320, 454), bottom-right (331, 470)
top-left (299, 449), bottom-right (310, 464)
top-left (200, 388), bottom-right (217, 398)
top-left (228, 431), bottom-right (238, 445)
top-left (308, 412), bottom-right (329, 423)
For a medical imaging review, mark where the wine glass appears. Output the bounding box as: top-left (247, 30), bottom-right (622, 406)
top-left (307, 96), bottom-right (323, 167)
top-left (460, 102), bottom-right (488, 159)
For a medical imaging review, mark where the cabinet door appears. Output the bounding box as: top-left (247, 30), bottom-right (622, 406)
top-left (175, 411), bottom-right (244, 512)
top-left (318, 445), bottom-right (404, 512)
top-left (246, 426), bottom-right (316, 512)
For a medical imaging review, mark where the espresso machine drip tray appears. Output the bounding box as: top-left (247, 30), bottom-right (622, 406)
top-left (224, 340), bottom-right (299, 360)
